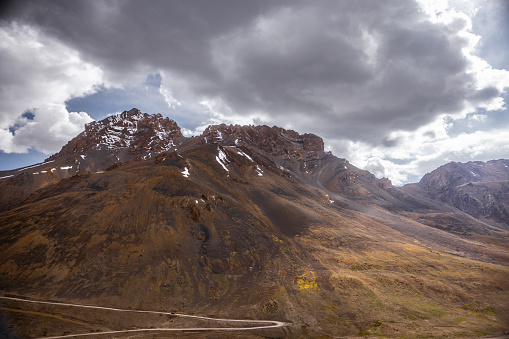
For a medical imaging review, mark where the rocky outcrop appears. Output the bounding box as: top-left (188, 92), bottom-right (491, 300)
top-left (418, 160), bottom-right (509, 226)
top-left (47, 108), bottom-right (183, 161)
top-left (2, 109), bottom-right (507, 229)
top-left (378, 177), bottom-right (392, 189)
top-left (443, 181), bottom-right (509, 222)
top-left (0, 110), bottom-right (403, 213)
top-left (419, 160), bottom-right (509, 194)
top-left (202, 124), bottom-right (324, 156)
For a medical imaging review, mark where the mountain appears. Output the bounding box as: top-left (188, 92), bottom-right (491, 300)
top-left (0, 109), bottom-right (182, 212)
top-left (48, 109), bottom-right (184, 162)
top-left (0, 108), bottom-right (387, 212)
top-left (0, 109), bottom-right (508, 338)
top-left (412, 160), bottom-right (509, 228)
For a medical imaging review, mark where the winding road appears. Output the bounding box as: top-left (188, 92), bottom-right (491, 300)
top-left (0, 296), bottom-right (289, 338)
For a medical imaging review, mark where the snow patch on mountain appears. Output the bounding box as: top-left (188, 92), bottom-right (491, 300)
top-left (16, 160), bottom-right (55, 172)
top-left (237, 149), bottom-right (254, 162)
top-left (216, 148), bottom-right (229, 173)
top-left (256, 165), bottom-right (263, 176)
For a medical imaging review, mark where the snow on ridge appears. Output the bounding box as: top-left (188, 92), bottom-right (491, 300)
top-left (325, 193), bottom-right (334, 203)
top-left (256, 165), bottom-right (263, 176)
top-left (130, 111), bottom-right (145, 121)
top-left (111, 125), bottom-right (125, 131)
top-left (217, 148), bottom-right (228, 163)
top-left (182, 167), bottom-right (190, 177)
top-left (216, 147), bottom-right (229, 173)
top-left (16, 160), bottom-right (55, 172)
top-left (94, 113), bottom-right (180, 152)
top-left (237, 149), bottom-right (254, 162)
top-left (216, 158), bottom-right (229, 173)
top-left (61, 166), bottom-right (73, 170)
top-left (0, 174), bottom-right (14, 180)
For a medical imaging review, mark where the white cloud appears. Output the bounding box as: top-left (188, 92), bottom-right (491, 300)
top-left (334, 114), bottom-right (509, 186)
top-left (11, 104), bottom-right (94, 153)
top-left (1, 1), bottom-right (508, 184)
top-left (317, 0), bottom-right (509, 185)
top-left (199, 97), bottom-right (270, 127)
top-left (0, 22), bottom-right (102, 153)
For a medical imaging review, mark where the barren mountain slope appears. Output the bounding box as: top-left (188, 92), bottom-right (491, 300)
top-left (402, 160), bottom-right (509, 229)
top-left (0, 109), bottom-right (184, 212)
top-left (1, 110), bottom-right (509, 338)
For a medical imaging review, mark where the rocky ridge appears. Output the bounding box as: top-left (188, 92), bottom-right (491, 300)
top-left (48, 108), bottom-right (183, 161)
top-left (1, 109), bottom-right (386, 211)
top-left (415, 160), bottom-right (509, 228)
top-left (0, 109), bottom-right (509, 338)
top-left (0, 109), bottom-right (178, 211)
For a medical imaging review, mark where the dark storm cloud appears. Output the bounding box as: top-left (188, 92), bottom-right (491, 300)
top-left (198, 0), bottom-right (484, 143)
top-left (2, 0), bottom-right (507, 148)
top-left (7, 0), bottom-right (283, 83)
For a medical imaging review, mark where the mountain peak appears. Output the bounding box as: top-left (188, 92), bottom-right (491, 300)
top-left (419, 159), bottom-right (509, 193)
top-left (416, 159), bottom-right (509, 226)
top-left (48, 109), bottom-right (183, 161)
top-left (202, 124), bottom-right (324, 155)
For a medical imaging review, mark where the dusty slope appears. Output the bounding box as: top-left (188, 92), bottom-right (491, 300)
top-left (0, 109), bottom-right (184, 212)
top-left (1, 142), bottom-right (509, 338)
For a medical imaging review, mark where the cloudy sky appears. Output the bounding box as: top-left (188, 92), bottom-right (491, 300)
top-left (1, 0), bottom-right (508, 185)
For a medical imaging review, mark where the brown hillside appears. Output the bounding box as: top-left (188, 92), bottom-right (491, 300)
top-left (1, 110), bottom-right (509, 338)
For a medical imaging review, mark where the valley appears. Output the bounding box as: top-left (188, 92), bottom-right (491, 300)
top-left (1, 109), bottom-right (508, 338)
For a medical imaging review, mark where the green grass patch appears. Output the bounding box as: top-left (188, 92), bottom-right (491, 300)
top-left (362, 288), bottom-right (385, 312)
top-left (481, 306), bottom-right (495, 315)
top-left (450, 317), bottom-right (466, 324)
top-left (473, 327), bottom-right (498, 337)
top-left (384, 289), bottom-right (445, 319)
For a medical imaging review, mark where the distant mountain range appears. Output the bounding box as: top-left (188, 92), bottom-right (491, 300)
top-left (1, 108), bottom-right (508, 338)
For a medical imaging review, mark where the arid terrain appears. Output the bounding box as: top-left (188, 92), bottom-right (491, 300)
top-left (1, 109), bottom-right (508, 338)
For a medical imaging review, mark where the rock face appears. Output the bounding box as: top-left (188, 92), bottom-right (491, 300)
top-left (0, 109), bottom-right (184, 211)
top-left (1, 109), bottom-right (509, 338)
top-left (200, 123), bottom-right (389, 202)
top-left (202, 124), bottom-right (324, 156)
top-left (48, 108), bottom-right (183, 161)
top-left (0, 111), bottom-right (366, 212)
top-left (417, 160), bottom-right (509, 227)
top-left (419, 160), bottom-right (509, 193)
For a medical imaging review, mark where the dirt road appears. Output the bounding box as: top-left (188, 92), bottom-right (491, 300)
top-left (0, 295), bottom-right (289, 338)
